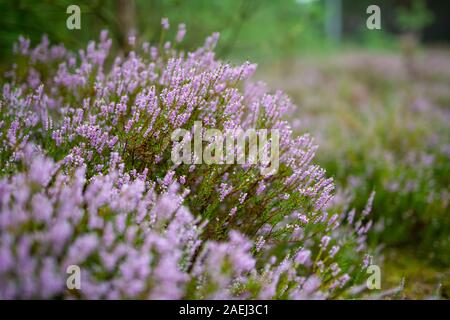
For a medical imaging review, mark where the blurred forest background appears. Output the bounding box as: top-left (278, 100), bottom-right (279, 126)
top-left (1, 0), bottom-right (449, 298)
top-left (1, 0), bottom-right (450, 61)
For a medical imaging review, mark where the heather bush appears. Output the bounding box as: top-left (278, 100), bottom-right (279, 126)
top-left (0, 20), bottom-right (373, 299)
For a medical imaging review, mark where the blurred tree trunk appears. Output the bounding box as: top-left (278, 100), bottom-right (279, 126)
top-left (116, 0), bottom-right (136, 50)
top-left (325, 0), bottom-right (342, 43)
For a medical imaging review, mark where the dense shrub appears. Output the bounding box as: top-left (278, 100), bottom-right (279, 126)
top-left (0, 20), bottom-right (373, 299)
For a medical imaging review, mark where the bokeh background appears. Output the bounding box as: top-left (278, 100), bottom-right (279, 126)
top-left (1, 0), bottom-right (449, 298)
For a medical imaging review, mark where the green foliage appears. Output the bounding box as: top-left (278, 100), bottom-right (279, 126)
top-left (396, 0), bottom-right (434, 33)
top-left (0, 0), bottom-right (329, 63)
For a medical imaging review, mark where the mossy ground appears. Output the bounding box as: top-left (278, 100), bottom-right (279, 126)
top-left (382, 248), bottom-right (450, 299)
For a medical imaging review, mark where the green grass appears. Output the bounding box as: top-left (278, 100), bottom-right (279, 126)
top-left (383, 249), bottom-right (450, 299)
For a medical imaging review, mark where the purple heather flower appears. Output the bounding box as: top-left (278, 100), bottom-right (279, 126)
top-left (176, 24), bottom-right (186, 43)
top-left (161, 18), bottom-right (170, 30)
top-left (320, 235), bottom-right (331, 249)
top-left (295, 249), bottom-right (311, 265)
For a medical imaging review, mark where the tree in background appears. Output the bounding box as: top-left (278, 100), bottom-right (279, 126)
top-left (396, 0), bottom-right (434, 77)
